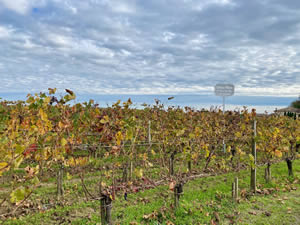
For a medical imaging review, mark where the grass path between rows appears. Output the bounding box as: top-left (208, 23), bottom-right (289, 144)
top-left (2, 159), bottom-right (300, 224)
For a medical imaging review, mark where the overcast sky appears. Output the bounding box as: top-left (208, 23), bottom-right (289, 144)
top-left (0, 0), bottom-right (299, 97)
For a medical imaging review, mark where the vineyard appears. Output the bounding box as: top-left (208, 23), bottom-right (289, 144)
top-left (0, 89), bottom-right (299, 224)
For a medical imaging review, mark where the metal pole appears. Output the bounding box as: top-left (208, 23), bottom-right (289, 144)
top-left (223, 96), bottom-right (226, 152)
top-left (222, 96), bottom-right (225, 114)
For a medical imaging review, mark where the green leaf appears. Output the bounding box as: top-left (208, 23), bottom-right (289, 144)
top-left (10, 187), bottom-right (30, 203)
top-left (31, 176), bottom-right (40, 186)
top-left (13, 156), bottom-right (24, 168)
top-left (15, 145), bottom-right (24, 155)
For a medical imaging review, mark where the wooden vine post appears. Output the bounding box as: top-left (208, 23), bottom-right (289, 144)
top-left (57, 162), bottom-right (64, 199)
top-left (169, 152), bottom-right (175, 176)
top-left (148, 120), bottom-right (151, 144)
top-left (174, 182), bottom-right (183, 208)
top-left (100, 194), bottom-right (112, 225)
top-left (232, 181), bottom-right (235, 199)
top-left (99, 181), bottom-right (112, 225)
top-left (122, 163), bottom-right (129, 182)
top-left (264, 163), bottom-right (271, 183)
top-left (187, 160), bottom-right (192, 173)
top-left (250, 120), bottom-right (257, 193)
top-left (187, 141), bottom-right (192, 172)
top-left (286, 157), bottom-right (293, 177)
top-left (232, 177), bottom-right (239, 201)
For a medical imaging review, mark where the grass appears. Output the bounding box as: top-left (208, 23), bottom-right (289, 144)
top-left (1, 160), bottom-right (300, 224)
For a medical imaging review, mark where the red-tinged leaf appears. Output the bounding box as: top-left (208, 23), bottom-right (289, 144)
top-left (23, 144), bottom-right (38, 157)
top-left (169, 181), bottom-right (176, 191)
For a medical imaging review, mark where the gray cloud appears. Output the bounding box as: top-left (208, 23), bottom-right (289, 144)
top-left (0, 0), bottom-right (299, 97)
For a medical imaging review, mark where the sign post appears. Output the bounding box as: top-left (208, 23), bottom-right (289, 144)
top-left (214, 84), bottom-right (235, 114)
top-left (214, 84), bottom-right (235, 153)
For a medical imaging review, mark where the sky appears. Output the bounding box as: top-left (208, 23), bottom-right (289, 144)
top-left (0, 0), bottom-right (299, 97)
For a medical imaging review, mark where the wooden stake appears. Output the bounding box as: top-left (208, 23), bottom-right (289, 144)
top-left (169, 153), bottom-right (175, 176)
top-left (174, 183), bottom-right (183, 208)
top-left (250, 120), bottom-right (257, 193)
top-left (234, 177), bottom-right (238, 200)
top-left (148, 120), bottom-right (151, 144)
top-left (100, 194), bottom-right (112, 225)
top-left (232, 182), bottom-right (235, 199)
top-left (57, 163), bottom-right (64, 199)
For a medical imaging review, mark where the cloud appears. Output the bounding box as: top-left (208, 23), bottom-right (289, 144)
top-left (0, 0), bottom-right (299, 97)
top-left (0, 25), bottom-right (13, 38)
top-left (0, 0), bottom-right (46, 14)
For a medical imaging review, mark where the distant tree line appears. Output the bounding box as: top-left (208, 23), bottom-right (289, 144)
top-left (290, 99), bottom-right (300, 109)
top-left (284, 111), bottom-right (299, 120)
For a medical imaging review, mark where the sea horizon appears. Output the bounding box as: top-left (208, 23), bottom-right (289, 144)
top-left (1, 93), bottom-right (297, 114)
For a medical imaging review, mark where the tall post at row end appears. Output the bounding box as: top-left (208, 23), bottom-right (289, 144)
top-left (214, 84), bottom-right (234, 154)
top-left (148, 120), bottom-right (151, 144)
top-left (250, 120), bottom-right (257, 193)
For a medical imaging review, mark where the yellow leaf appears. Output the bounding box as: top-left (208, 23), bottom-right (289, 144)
top-left (135, 168), bottom-right (143, 178)
top-left (39, 108), bottom-right (48, 121)
top-left (274, 150), bottom-right (282, 158)
top-left (143, 153), bottom-right (148, 161)
top-left (58, 121), bottom-right (64, 129)
top-left (44, 96), bottom-right (51, 105)
top-left (48, 88), bottom-right (57, 94)
top-left (65, 157), bottom-right (76, 167)
top-left (100, 115), bottom-right (109, 124)
top-left (61, 138), bottom-right (67, 147)
top-left (151, 149), bottom-right (156, 156)
top-left (115, 131), bottom-right (123, 146)
top-left (235, 132), bottom-right (242, 138)
top-left (227, 145), bottom-right (231, 153)
top-left (66, 172), bottom-right (72, 180)
top-left (0, 162), bottom-right (8, 176)
top-left (205, 149), bottom-right (210, 158)
top-left (0, 162), bottom-right (8, 169)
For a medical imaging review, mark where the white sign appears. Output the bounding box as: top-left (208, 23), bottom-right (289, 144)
top-left (214, 84), bottom-right (235, 97)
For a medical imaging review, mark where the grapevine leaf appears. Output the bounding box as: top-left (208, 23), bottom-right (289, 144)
top-left (274, 150), bottom-right (282, 158)
top-left (10, 187), bottom-right (30, 204)
top-left (61, 138), bottom-right (68, 147)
